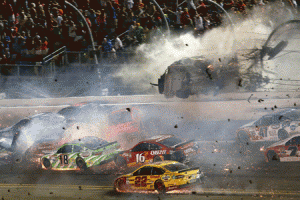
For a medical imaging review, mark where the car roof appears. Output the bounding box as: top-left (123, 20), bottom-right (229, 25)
top-left (142, 160), bottom-right (179, 167)
top-left (268, 133), bottom-right (300, 148)
top-left (146, 134), bottom-right (174, 143)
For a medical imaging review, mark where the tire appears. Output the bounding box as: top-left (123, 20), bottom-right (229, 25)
top-left (114, 178), bottom-right (126, 192)
top-left (236, 131), bottom-right (250, 144)
top-left (278, 129), bottom-right (289, 140)
top-left (76, 157), bottom-right (87, 171)
top-left (176, 89), bottom-right (190, 99)
top-left (42, 158), bottom-right (51, 169)
top-left (153, 156), bottom-right (162, 162)
top-left (158, 75), bottom-right (165, 94)
top-left (267, 151), bottom-right (280, 162)
top-left (154, 180), bottom-right (166, 194)
top-left (171, 151), bottom-right (186, 163)
top-left (114, 156), bottom-right (127, 169)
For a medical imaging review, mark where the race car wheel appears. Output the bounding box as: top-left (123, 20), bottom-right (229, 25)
top-left (114, 178), bottom-right (126, 192)
top-left (172, 151), bottom-right (186, 163)
top-left (158, 74), bottom-right (165, 94)
top-left (176, 89), bottom-right (190, 99)
top-left (76, 157), bottom-right (87, 171)
top-left (237, 131), bottom-right (250, 144)
top-left (278, 129), bottom-right (289, 140)
top-left (42, 158), bottom-right (51, 169)
top-left (164, 91), bottom-right (175, 98)
top-left (154, 180), bottom-right (166, 194)
top-left (153, 156), bottom-right (162, 162)
top-left (267, 151), bottom-right (280, 162)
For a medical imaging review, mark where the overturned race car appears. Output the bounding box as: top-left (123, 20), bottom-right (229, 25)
top-left (153, 56), bottom-right (241, 99)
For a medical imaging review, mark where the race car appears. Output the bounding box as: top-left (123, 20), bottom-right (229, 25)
top-left (236, 109), bottom-right (300, 145)
top-left (153, 56), bottom-right (240, 99)
top-left (41, 138), bottom-right (122, 171)
top-left (118, 134), bottom-right (200, 168)
top-left (264, 134), bottom-right (300, 162)
top-left (114, 161), bottom-right (204, 193)
top-left (58, 101), bottom-right (145, 147)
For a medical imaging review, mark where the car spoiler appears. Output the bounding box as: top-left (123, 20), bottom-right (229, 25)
top-left (178, 167), bottom-right (200, 173)
top-left (173, 140), bottom-right (195, 149)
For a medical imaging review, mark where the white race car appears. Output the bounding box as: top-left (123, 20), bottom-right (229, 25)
top-left (264, 134), bottom-right (300, 162)
top-left (236, 109), bottom-right (300, 144)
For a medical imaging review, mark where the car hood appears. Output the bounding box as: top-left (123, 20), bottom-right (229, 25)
top-left (267, 138), bottom-right (290, 148)
top-left (240, 121), bottom-right (255, 129)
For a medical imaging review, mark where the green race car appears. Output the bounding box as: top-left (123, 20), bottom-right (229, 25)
top-left (41, 137), bottom-right (122, 171)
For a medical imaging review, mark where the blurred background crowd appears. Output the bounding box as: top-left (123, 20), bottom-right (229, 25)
top-left (0, 0), bottom-right (298, 65)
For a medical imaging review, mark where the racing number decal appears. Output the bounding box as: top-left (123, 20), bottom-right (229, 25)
top-left (135, 176), bottom-right (147, 187)
top-left (60, 155), bottom-right (68, 165)
top-left (136, 153), bottom-right (145, 163)
top-left (259, 127), bottom-right (268, 137)
top-left (288, 146), bottom-right (298, 156)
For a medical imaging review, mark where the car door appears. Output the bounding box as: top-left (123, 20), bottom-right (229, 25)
top-left (131, 166), bottom-right (153, 190)
top-left (283, 136), bottom-right (300, 161)
top-left (131, 142), bottom-right (150, 166)
top-left (255, 116), bottom-right (273, 140)
top-left (149, 143), bottom-right (166, 161)
top-left (56, 145), bottom-right (73, 168)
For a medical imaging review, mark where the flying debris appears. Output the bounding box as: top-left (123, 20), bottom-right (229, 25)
top-left (152, 20), bottom-right (300, 99)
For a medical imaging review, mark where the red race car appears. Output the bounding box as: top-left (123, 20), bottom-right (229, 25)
top-left (118, 134), bottom-right (200, 168)
top-left (263, 133), bottom-right (300, 162)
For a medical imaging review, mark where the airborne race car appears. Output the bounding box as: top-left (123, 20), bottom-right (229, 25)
top-left (264, 134), bottom-right (300, 162)
top-left (236, 109), bottom-right (300, 145)
top-left (117, 135), bottom-right (200, 168)
top-left (114, 161), bottom-right (204, 193)
top-left (41, 138), bottom-right (122, 171)
top-left (155, 56), bottom-right (240, 99)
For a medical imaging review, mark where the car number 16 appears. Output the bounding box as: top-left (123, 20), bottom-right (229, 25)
top-left (136, 153), bottom-right (145, 163)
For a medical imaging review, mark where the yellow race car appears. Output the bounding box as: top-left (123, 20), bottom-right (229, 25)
top-left (114, 161), bottom-right (204, 193)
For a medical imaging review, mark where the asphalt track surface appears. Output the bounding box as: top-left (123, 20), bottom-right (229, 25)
top-left (1, 93), bottom-right (300, 199)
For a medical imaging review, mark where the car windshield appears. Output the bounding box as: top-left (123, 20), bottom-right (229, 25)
top-left (158, 137), bottom-right (182, 147)
top-left (164, 163), bottom-right (189, 172)
top-left (71, 136), bottom-right (108, 149)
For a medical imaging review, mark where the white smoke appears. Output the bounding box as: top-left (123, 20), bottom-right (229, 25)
top-left (115, 3), bottom-right (299, 93)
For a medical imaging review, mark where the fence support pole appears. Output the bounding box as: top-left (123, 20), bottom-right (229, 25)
top-left (65, 1), bottom-right (98, 65)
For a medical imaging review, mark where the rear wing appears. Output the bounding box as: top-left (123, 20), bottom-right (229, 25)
top-left (173, 139), bottom-right (195, 150)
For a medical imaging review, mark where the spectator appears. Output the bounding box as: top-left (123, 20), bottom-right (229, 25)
top-left (2, 0), bottom-right (15, 27)
top-left (181, 8), bottom-right (193, 28)
top-left (68, 21), bottom-right (77, 46)
top-left (113, 35), bottom-right (123, 51)
top-left (41, 37), bottom-right (49, 55)
top-left (102, 37), bottom-right (112, 53)
top-left (102, 37), bottom-right (112, 59)
top-left (168, 7), bottom-right (183, 29)
top-left (194, 14), bottom-right (204, 34)
top-left (29, 3), bottom-right (37, 19)
top-left (134, 23), bottom-right (144, 44)
top-left (127, 0), bottom-right (134, 10)
top-left (123, 35), bottom-right (134, 50)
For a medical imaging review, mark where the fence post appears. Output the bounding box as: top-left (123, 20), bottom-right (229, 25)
top-left (17, 65), bottom-right (20, 77)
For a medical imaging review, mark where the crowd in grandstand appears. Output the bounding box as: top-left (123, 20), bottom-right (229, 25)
top-left (0, 0), bottom-right (297, 67)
